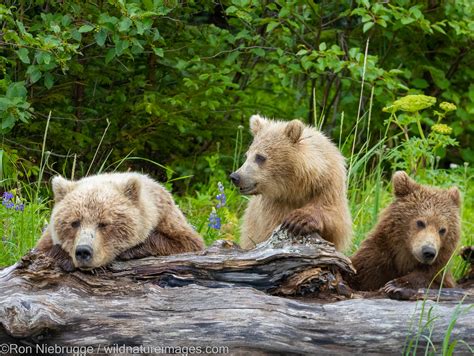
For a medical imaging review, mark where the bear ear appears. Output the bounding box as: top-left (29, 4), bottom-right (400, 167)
top-left (123, 177), bottom-right (141, 202)
top-left (392, 171), bottom-right (417, 197)
top-left (284, 119), bottom-right (304, 144)
top-left (249, 114), bottom-right (268, 136)
top-left (52, 176), bottom-right (76, 203)
top-left (447, 187), bottom-right (461, 207)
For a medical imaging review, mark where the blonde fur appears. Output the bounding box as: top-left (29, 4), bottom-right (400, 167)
top-left (236, 115), bottom-right (352, 251)
top-left (37, 172), bottom-right (204, 270)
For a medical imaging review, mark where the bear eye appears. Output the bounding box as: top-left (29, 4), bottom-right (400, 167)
top-left (416, 220), bottom-right (426, 229)
top-left (439, 227), bottom-right (447, 235)
top-left (98, 222), bottom-right (108, 229)
top-left (255, 154), bottom-right (267, 165)
top-left (71, 220), bottom-right (80, 228)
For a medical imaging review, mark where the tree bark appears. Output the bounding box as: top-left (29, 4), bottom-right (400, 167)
top-left (0, 230), bottom-right (472, 354)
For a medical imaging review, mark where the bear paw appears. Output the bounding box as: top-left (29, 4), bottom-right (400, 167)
top-left (58, 259), bottom-right (76, 272)
top-left (45, 245), bottom-right (76, 272)
top-left (382, 279), bottom-right (417, 300)
top-left (281, 209), bottom-right (323, 236)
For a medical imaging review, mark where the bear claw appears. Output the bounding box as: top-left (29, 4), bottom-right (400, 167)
top-left (281, 210), bottom-right (323, 237)
top-left (383, 280), bottom-right (416, 300)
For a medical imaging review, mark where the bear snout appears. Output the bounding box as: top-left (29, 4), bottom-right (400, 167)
top-left (229, 172), bottom-right (241, 186)
top-left (75, 245), bottom-right (93, 264)
top-left (421, 245), bottom-right (437, 263)
top-left (229, 172), bottom-right (258, 194)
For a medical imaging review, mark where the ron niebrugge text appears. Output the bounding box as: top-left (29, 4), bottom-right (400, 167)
top-left (1, 343), bottom-right (230, 355)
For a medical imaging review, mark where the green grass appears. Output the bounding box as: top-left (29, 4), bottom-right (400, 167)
top-left (0, 193), bottom-right (49, 264)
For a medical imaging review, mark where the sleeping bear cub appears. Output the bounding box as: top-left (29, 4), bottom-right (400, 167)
top-left (36, 172), bottom-right (204, 271)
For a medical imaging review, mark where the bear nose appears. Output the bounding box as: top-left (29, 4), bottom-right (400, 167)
top-left (75, 245), bottom-right (93, 262)
top-left (229, 172), bottom-right (240, 186)
top-left (421, 245), bottom-right (436, 261)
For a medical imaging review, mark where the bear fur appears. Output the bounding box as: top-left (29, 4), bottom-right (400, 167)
top-left (230, 115), bottom-right (352, 251)
top-left (349, 171), bottom-right (461, 295)
top-left (36, 172), bottom-right (204, 271)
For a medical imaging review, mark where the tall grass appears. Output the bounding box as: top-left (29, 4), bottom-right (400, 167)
top-left (403, 297), bottom-right (474, 355)
top-left (0, 196), bottom-right (49, 264)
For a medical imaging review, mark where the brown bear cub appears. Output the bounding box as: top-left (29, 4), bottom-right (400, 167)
top-left (230, 114), bottom-right (352, 251)
top-left (349, 171), bottom-right (461, 297)
top-left (36, 172), bottom-right (204, 271)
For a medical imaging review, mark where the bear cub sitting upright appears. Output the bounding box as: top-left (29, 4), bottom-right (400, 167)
top-left (230, 114), bottom-right (352, 251)
top-left (36, 172), bottom-right (204, 271)
top-left (349, 171), bottom-right (461, 298)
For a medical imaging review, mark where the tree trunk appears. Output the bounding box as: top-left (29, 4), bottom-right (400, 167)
top-left (0, 230), bottom-right (472, 354)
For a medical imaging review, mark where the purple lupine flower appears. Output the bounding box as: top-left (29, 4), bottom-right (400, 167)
top-left (15, 204), bottom-right (25, 212)
top-left (208, 208), bottom-right (221, 230)
top-left (2, 201), bottom-right (14, 209)
top-left (2, 192), bottom-right (14, 201)
top-left (216, 182), bottom-right (226, 208)
top-left (217, 182), bottom-right (224, 193)
top-left (216, 193), bottom-right (226, 208)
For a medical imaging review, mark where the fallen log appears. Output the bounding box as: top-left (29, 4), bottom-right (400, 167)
top-left (0, 230), bottom-right (473, 354)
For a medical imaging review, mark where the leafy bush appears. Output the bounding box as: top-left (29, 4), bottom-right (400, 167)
top-left (0, 0), bottom-right (473, 187)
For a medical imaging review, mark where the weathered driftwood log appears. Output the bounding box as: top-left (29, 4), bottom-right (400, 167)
top-left (0, 230), bottom-right (473, 354)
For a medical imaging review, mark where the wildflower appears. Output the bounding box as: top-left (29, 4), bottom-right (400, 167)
top-left (382, 105), bottom-right (396, 113)
top-left (208, 207), bottom-right (221, 230)
top-left (440, 102), bottom-right (457, 112)
top-left (2, 192), bottom-right (13, 201)
top-left (2, 201), bottom-right (14, 209)
top-left (216, 193), bottom-right (226, 208)
top-left (2, 191), bottom-right (25, 211)
top-left (431, 123), bottom-right (452, 135)
top-left (216, 182), bottom-right (226, 208)
top-left (384, 95), bottom-right (436, 113)
top-left (217, 181), bottom-right (224, 193)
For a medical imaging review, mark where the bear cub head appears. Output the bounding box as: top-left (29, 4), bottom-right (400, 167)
top-left (390, 171), bottom-right (460, 266)
top-left (230, 114), bottom-right (308, 198)
top-left (49, 175), bottom-right (149, 270)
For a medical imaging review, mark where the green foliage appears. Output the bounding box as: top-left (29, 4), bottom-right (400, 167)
top-left (1, 190), bottom-right (49, 264)
top-left (0, 81), bottom-right (32, 133)
top-left (383, 94), bottom-right (459, 172)
top-left (176, 152), bottom-right (246, 245)
top-left (0, 0), bottom-right (473, 186)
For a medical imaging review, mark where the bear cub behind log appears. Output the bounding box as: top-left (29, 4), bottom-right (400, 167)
top-left (349, 171), bottom-right (461, 298)
top-left (36, 172), bottom-right (204, 271)
top-left (230, 114), bottom-right (352, 251)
